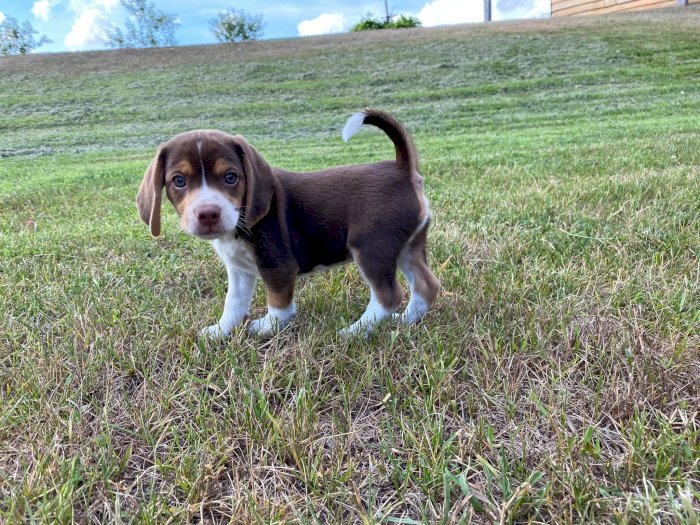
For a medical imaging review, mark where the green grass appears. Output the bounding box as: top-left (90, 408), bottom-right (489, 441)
top-left (1, 7), bottom-right (699, 523)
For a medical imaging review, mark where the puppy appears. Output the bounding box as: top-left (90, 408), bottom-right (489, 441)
top-left (137, 109), bottom-right (440, 338)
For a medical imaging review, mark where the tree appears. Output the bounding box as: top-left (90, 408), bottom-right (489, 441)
top-left (106, 0), bottom-right (179, 49)
top-left (0, 16), bottom-right (52, 55)
top-left (209, 8), bottom-right (264, 43)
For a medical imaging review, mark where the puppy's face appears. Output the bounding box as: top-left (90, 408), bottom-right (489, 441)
top-left (137, 130), bottom-right (275, 239)
top-left (164, 138), bottom-right (246, 239)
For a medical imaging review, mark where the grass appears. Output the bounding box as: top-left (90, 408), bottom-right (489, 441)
top-left (1, 6), bottom-right (699, 523)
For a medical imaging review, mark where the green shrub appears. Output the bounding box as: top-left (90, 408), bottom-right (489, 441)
top-left (351, 15), bottom-right (386, 31)
top-left (351, 13), bottom-right (421, 32)
top-left (387, 15), bottom-right (422, 29)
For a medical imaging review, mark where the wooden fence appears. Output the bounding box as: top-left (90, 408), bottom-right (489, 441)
top-left (551, 0), bottom-right (699, 17)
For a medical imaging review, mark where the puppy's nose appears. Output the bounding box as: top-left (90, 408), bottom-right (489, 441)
top-left (195, 205), bottom-right (221, 227)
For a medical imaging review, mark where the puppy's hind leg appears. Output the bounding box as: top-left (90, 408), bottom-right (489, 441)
top-left (397, 224), bottom-right (440, 325)
top-left (340, 249), bottom-right (403, 338)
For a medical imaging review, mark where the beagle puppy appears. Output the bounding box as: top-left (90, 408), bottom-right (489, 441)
top-left (137, 109), bottom-right (440, 338)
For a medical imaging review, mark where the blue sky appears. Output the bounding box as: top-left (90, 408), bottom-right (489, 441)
top-left (0, 0), bottom-right (550, 53)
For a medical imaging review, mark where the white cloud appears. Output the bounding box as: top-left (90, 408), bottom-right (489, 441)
top-left (418, 0), bottom-right (484, 26)
top-left (64, 3), bottom-right (117, 50)
top-left (68, 0), bottom-right (119, 11)
top-left (495, 0), bottom-right (550, 19)
top-left (0, 11), bottom-right (6, 24)
top-left (297, 13), bottom-right (347, 37)
top-left (32, 0), bottom-right (52, 21)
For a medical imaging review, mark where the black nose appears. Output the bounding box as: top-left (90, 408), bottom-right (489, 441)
top-left (195, 205), bottom-right (221, 227)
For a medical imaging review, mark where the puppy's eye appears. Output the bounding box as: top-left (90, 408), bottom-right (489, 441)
top-left (172, 175), bottom-right (186, 188)
top-left (224, 171), bottom-right (238, 185)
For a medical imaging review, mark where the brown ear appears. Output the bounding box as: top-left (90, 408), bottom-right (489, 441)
top-left (233, 135), bottom-right (275, 227)
top-left (136, 146), bottom-right (166, 237)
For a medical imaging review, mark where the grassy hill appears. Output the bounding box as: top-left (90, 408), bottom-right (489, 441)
top-left (1, 7), bottom-right (699, 523)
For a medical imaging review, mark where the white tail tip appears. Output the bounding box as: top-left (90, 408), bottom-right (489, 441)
top-left (342, 112), bottom-right (366, 142)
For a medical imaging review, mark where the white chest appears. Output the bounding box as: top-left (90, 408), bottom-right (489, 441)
top-left (212, 235), bottom-right (259, 275)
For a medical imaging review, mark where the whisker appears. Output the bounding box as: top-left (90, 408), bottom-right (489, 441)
top-left (235, 210), bottom-right (254, 238)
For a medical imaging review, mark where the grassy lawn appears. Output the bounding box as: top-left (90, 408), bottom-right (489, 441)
top-left (1, 7), bottom-right (699, 523)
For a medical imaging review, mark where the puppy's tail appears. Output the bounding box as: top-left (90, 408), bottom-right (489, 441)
top-left (342, 109), bottom-right (418, 172)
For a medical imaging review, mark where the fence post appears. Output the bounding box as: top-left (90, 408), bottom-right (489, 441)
top-left (484, 0), bottom-right (492, 21)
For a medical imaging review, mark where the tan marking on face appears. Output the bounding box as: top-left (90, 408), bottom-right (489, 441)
top-left (174, 190), bottom-right (201, 228)
top-left (203, 155), bottom-right (246, 208)
top-left (213, 158), bottom-right (233, 178)
top-left (165, 158), bottom-right (197, 198)
top-left (172, 160), bottom-right (195, 178)
top-left (165, 165), bottom-right (197, 221)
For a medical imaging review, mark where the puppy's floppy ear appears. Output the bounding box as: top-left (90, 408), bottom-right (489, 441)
top-left (136, 145), bottom-right (166, 237)
top-left (232, 135), bottom-right (274, 227)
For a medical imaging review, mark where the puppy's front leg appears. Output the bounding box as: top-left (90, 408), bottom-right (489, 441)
top-left (249, 278), bottom-right (296, 337)
top-left (201, 270), bottom-right (256, 339)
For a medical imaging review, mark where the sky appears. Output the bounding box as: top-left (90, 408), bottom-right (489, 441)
top-left (0, 0), bottom-right (550, 53)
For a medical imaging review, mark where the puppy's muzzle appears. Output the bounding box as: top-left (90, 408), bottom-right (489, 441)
top-left (195, 204), bottom-right (222, 228)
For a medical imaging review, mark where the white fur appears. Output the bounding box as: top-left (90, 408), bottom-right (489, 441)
top-left (212, 233), bottom-right (258, 275)
top-left (339, 287), bottom-right (393, 338)
top-left (200, 234), bottom-right (258, 339)
top-left (342, 112), bottom-right (366, 142)
top-left (182, 174), bottom-right (240, 238)
top-left (249, 302), bottom-right (296, 337)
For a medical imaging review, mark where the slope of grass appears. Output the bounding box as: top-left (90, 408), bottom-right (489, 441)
top-left (1, 7), bottom-right (699, 524)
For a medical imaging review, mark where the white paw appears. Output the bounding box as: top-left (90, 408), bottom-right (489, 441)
top-left (339, 321), bottom-right (372, 339)
top-left (402, 312), bottom-right (421, 325)
top-left (392, 312), bottom-right (417, 325)
top-left (199, 323), bottom-right (230, 340)
top-left (248, 315), bottom-right (285, 337)
top-left (404, 296), bottom-right (429, 325)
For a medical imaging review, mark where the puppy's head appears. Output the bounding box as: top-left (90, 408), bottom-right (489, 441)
top-left (137, 130), bottom-right (274, 239)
